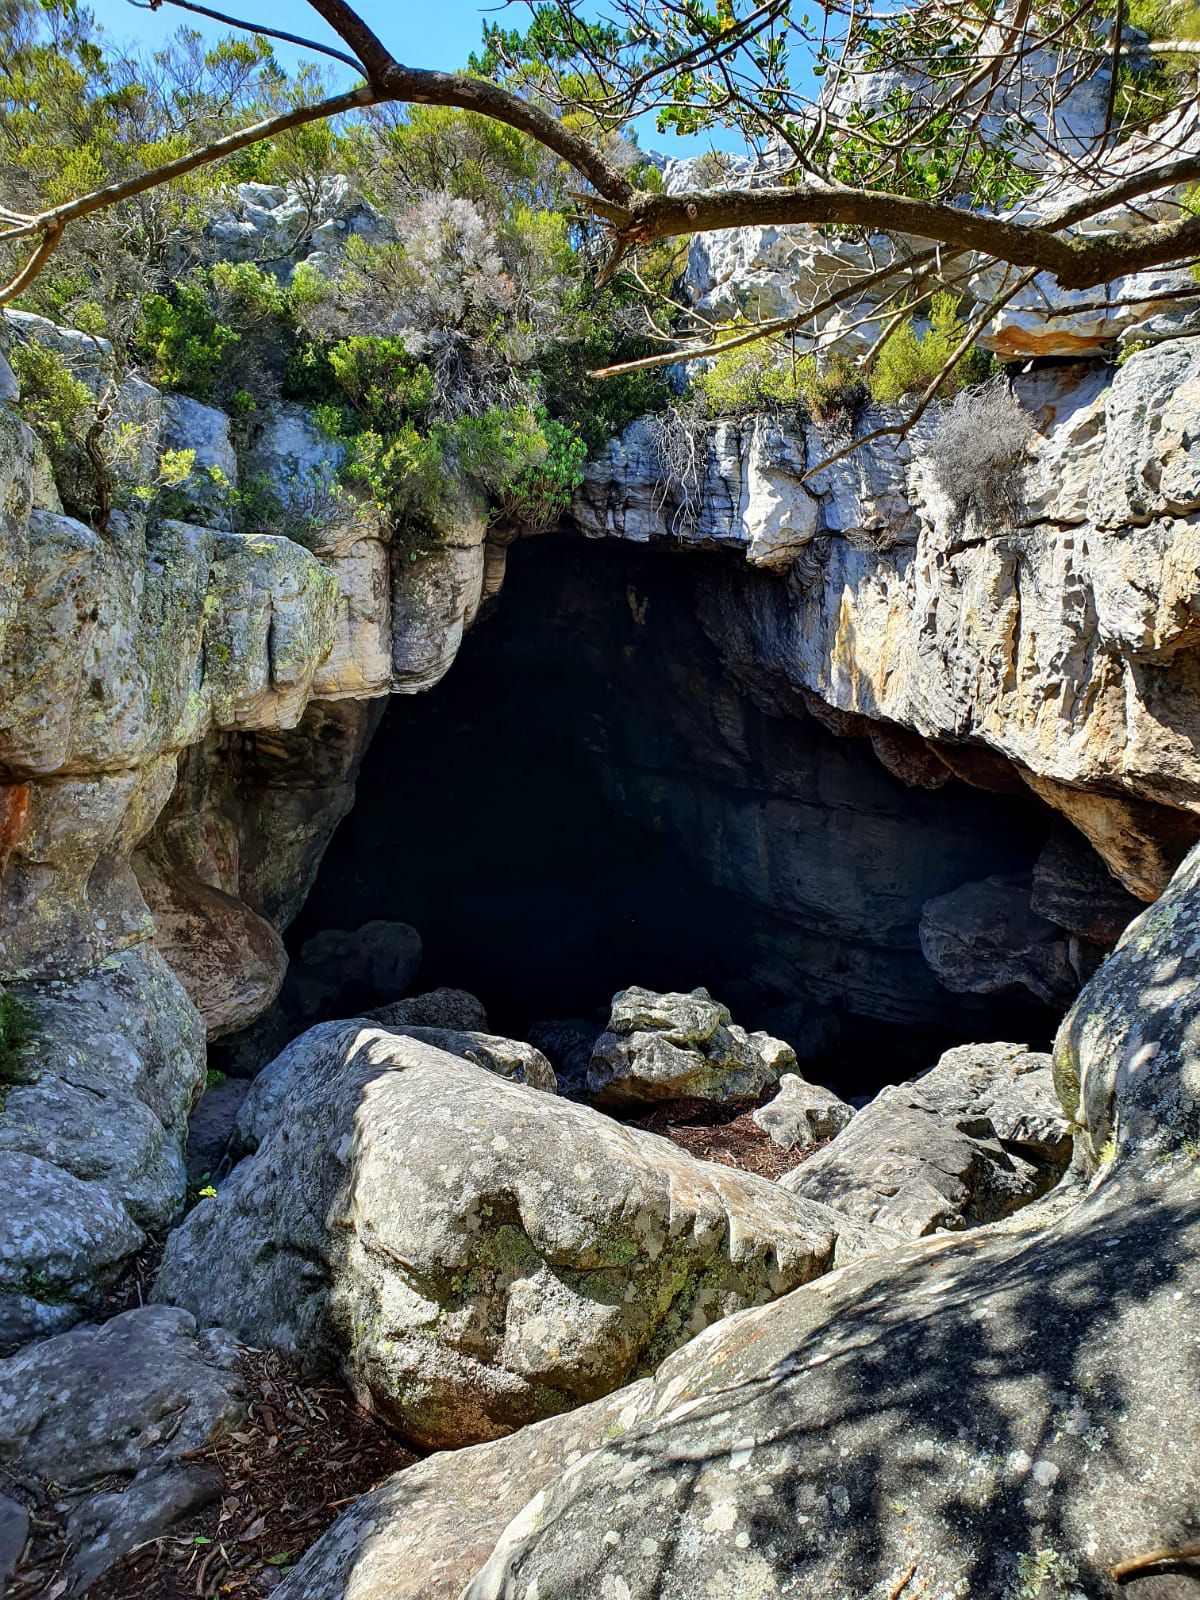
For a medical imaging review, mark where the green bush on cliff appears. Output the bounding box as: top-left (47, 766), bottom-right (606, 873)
top-left (9, 340), bottom-right (93, 458)
top-left (449, 405), bottom-right (587, 533)
top-left (0, 991), bottom-right (33, 1107)
top-left (868, 293), bottom-right (993, 406)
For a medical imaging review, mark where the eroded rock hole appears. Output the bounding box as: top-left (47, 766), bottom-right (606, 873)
top-left (279, 538), bottom-right (1128, 1096)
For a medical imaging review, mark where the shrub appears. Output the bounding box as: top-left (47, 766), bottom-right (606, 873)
top-left (797, 353), bottom-right (870, 436)
top-left (0, 990), bottom-right (33, 1104)
top-left (9, 339), bottom-right (93, 458)
top-left (501, 415), bottom-right (586, 532)
top-left (869, 292), bottom-right (993, 406)
top-left (316, 409), bottom-right (444, 534)
top-left (695, 338), bottom-right (809, 418)
top-left (919, 376), bottom-right (1033, 528)
top-left (444, 404), bottom-right (586, 532)
top-left (136, 280), bottom-right (240, 400)
top-left (325, 336), bottom-right (434, 430)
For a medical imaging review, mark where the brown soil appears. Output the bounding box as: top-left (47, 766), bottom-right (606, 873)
top-left (626, 1096), bottom-right (822, 1180)
top-left (13, 1348), bottom-right (416, 1600)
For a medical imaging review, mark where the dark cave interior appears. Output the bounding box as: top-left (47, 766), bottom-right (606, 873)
top-left (289, 537), bottom-right (1122, 1095)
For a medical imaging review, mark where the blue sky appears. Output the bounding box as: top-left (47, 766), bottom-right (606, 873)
top-left (84, 0), bottom-right (750, 155)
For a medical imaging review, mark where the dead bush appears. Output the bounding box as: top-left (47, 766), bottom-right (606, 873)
top-left (920, 376), bottom-right (1033, 528)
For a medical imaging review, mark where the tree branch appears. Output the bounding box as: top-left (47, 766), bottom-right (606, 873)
top-left (0, 222), bottom-right (64, 304)
top-left (142, 0), bottom-right (364, 72)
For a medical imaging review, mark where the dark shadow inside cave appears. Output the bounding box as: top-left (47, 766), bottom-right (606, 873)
top-left (287, 537), bottom-right (1121, 1095)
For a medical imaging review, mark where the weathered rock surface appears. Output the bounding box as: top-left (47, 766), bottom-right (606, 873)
top-left (381, 1026), bottom-right (556, 1090)
top-left (280, 849), bottom-right (1200, 1600)
top-left (1055, 836), bottom-right (1200, 1164)
top-left (366, 986), bottom-right (489, 1031)
top-left (588, 986), bottom-right (793, 1107)
top-left (0, 948), bottom-right (204, 1344)
top-left (918, 873), bottom-right (1080, 1006)
top-left (753, 1072), bottom-right (855, 1151)
top-left (524, 1018), bottom-right (602, 1098)
top-left (574, 342), bottom-right (1200, 897)
top-left (0, 1305), bottom-right (245, 1591)
top-left (781, 1041), bottom-right (1072, 1236)
top-left (156, 1025), bottom-right (861, 1449)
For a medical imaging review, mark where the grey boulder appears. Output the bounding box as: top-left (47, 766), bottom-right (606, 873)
top-left (752, 1072), bottom-right (855, 1150)
top-left (0, 948), bottom-right (206, 1345)
top-left (155, 1026), bottom-right (860, 1449)
top-left (781, 1041), bottom-right (1072, 1236)
top-left (525, 1019), bottom-right (602, 1098)
top-left (0, 1305), bottom-right (245, 1591)
top-left (588, 986), bottom-right (793, 1107)
top-left (366, 986), bottom-right (489, 1032)
top-left (381, 1026), bottom-right (556, 1090)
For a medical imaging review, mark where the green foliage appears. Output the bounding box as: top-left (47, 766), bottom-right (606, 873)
top-left (135, 281), bottom-right (240, 401)
top-left (325, 336), bottom-right (434, 431)
top-left (449, 404), bottom-right (587, 531)
top-left (9, 339), bottom-right (93, 458)
top-left (798, 354), bottom-right (871, 433)
top-left (0, 990), bottom-right (33, 1102)
top-left (869, 293), bottom-right (993, 405)
top-left (536, 280), bottom-right (680, 453)
top-left (314, 395), bottom-right (443, 547)
top-left (694, 340), bottom-right (870, 433)
top-left (1125, 0), bottom-right (1200, 36)
top-left (695, 338), bottom-right (810, 418)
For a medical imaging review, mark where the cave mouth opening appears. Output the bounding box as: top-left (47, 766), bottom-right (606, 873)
top-left (285, 536), bottom-right (1102, 1098)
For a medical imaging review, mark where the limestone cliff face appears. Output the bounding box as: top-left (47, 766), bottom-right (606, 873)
top-left (0, 325), bottom-right (492, 1341)
top-left (574, 341), bottom-right (1200, 899)
top-left (3, 259), bottom-right (1200, 1339)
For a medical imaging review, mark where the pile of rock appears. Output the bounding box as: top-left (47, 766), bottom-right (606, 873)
top-left (586, 985), bottom-right (795, 1107)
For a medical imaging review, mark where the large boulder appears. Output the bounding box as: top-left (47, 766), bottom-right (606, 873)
top-left (0, 1306), bottom-right (245, 1592)
top-left (919, 873), bottom-right (1080, 1006)
top-left (155, 1025), bottom-right (862, 1449)
top-left (781, 1041), bottom-right (1072, 1236)
top-left (525, 1018), bottom-right (602, 1098)
top-left (367, 987), bottom-right (489, 1031)
top-left (0, 948), bottom-right (205, 1344)
top-left (1055, 837), bottom-right (1200, 1163)
top-left (278, 848), bottom-right (1200, 1600)
top-left (382, 1026), bottom-right (557, 1091)
top-left (587, 986), bottom-right (793, 1107)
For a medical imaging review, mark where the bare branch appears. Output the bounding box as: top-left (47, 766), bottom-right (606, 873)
top-left (0, 223), bottom-right (65, 305)
top-left (141, 0), bottom-right (365, 71)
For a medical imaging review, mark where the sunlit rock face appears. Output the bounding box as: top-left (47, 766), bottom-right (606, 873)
top-left (575, 342), bottom-right (1200, 899)
top-left (277, 842), bottom-right (1200, 1600)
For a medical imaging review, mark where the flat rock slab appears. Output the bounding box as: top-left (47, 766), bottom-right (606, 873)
top-left (278, 1149), bottom-right (1200, 1600)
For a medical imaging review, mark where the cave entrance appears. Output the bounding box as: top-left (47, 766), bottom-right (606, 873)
top-left (288, 537), bottom-right (1097, 1095)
